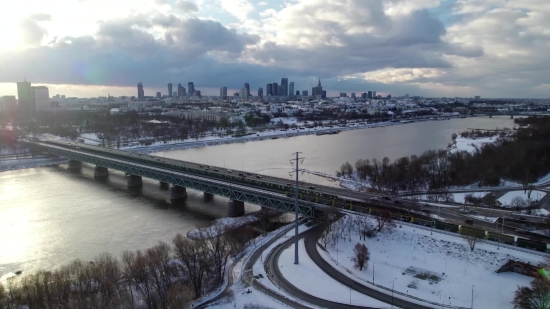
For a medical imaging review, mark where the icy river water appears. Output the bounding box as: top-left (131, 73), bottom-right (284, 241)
top-left (0, 116), bottom-right (517, 279)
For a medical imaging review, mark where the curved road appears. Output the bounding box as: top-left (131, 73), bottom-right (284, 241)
top-left (301, 228), bottom-right (434, 309)
top-left (267, 230), bottom-right (385, 309)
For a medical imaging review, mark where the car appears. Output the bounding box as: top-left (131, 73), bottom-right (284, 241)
top-left (423, 203), bottom-right (430, 207)
top-left (383, 196), bottom-right (391, 201)
top-left (242, 175), bottom-right (247, 178)
top-left (370, 197), bottom-right (378, 201)
top-left (469, 210), bottom-right (478, 214)
top-left (518, 217), bottom-right (527, 221)
top-left (239, 173), bottom-right (244, 176)
top-left (459, 209), bottom-right (468, 213)
top-left (199, 165), bottom-right (203, 168)
top-left (213, 169), bottom-right (219, 172)
top-left (256, 175), bottom-right (262, 178)
top-left (205, 168), bottom-right (209, 171)
top-left (308, 186), bottom-right (315, 190)
top-left (247, 172), bottom-right (252, 175)
top-left (227, 170), bottom-right (233, 173)
top-left (464, 219), bottom-right (474, 225)
top-left (394, 200), bottom-right (402, 204)
top-left (286, 183), bottom-right (292, 186)
top-left (421, 209), bottom-right (431, 214)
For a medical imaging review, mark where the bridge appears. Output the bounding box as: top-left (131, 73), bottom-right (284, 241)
top-left (28, 139), bottom-right (369, 217)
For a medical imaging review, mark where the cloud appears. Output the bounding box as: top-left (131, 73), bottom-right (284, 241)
top-left (19, 15), bottom-right (52, 46)
top-left (219, 0), bottom-right (254, 21)
top-left (258, 1), bottom-right (267, 5)
top-left (175, 0), bottom-right (199, 12)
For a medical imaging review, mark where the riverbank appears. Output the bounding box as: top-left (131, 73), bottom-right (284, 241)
top-left (0, 157), bottom-right (68, 172)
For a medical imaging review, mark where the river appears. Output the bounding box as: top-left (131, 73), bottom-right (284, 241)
top-left (0, 116), bottom-right (516, 279)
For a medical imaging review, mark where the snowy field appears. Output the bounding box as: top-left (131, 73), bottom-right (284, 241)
top-left (320, 215), bottom-right (544, 309)
top-left (498, 190), bottom-right (547, 207)
top-left (278, 239), bottom-right (390, 308)
top-left (450, 136), bottom-right (498, 154)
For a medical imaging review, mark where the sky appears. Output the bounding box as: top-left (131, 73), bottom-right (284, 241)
top-left (0, 0), bottom-right (549, 98)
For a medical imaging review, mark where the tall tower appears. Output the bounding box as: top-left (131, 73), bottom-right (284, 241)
top-left (17, 79), bottom-right (34, 114)
top-left (137, 82), bottom-right (144, 99)
top-left (289, 82), bottom-right (295, 98)
top-left (281, 77), bottom-right (288, 96)
top-left (188, 82), bottom-right (194, 96)
top-left (272, 82), bottom-right (278, 96)
top-left (266, 84), bottom-right (273, 96)
top-left (244, 82), bottom-right (250, 96)
top-left (168, 83), bottom-right (173, 97)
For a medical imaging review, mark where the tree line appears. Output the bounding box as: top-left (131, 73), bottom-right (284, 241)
top-left (0, 225), bottom-right (259, 309)
top-left (337, 116), bottom-right (550, 193)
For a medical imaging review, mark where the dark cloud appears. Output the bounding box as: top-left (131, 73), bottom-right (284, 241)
top-left (175, 0), bottom-right (199, 13)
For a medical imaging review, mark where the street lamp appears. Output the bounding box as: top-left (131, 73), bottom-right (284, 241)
top-left (471, 285), bottom-right (474, 309)
top-left (290, 152), bottom-right (305, 265)
top-left (390, 278), bottom-right (397, 308)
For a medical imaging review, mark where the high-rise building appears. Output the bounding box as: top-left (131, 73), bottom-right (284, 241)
top-left (17, 80), bottom-right (34, 114)
top-left (168, 83), bottom-right (173, 97)
top-left (0, 96), bottom-right (17, 113)
top-left (244, 82), bottom-right (250, 96)
top-left (258, 87), bottom-right (263, 97)
top-left (351, 93), bottom-right (356, 98)
top-left (312, 78), bottom-right (323, 98)
top-left (173, 92), bottom-right (177, 97)
top-left (137, 82), bottom-right (144, 99)
top-left (367, 91), bottom-right (373, 99)
top-left (272, 82), bottom-right (278, 96)
top-left (281, 77), bottom-right (288, 96)
top-left (240, 88), bottom-right (249, 101)
top-left (266, 84), bottom-right (272, 96)
top-left (339, 92), bottom-right (347, 98)
top-left (278, 85), bottom-right (284, 96)
top-left (195, 90), bottom-right (201, 97)
top-left (220, 87), bottom-right (228, 98)
top-left (289, 82), bottom-right (294, 97)
top-left (361, 93), bottom-right (367, 99)
top-left (178, 83), bottom-right (186, 97)
top-left (156, 92), bottom-right (161, 98)
top-left (321, 91), bottom-right (326, 99)
top-left (302, 90), bottom-right (308, 96)
top-left (296, 91), bottom-right (300, 96)
top-left (188, 82), bottom-right (194, 97)
top-left (32, 86), bottom-right (49, 111)
top-left (372, 91), bottom-right (376, 98)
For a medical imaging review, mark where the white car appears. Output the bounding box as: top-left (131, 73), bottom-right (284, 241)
top-left (459, 209), bottom-right (468, 213)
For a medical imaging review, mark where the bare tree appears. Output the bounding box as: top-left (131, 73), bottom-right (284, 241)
top-left (460, 228), bottom-right (481, 251)
top-left (512, 275), bottom-right (550, 309)
top-left (351, 243), bottom-right (370, 271)
top-left (511, 196), bottom-right (527, 209)
top-left (173, 234), bottom-right (210, 299)
top-left (165, 283), bottom-right (193, 309)
top-left (375, 210), bottom-right (394, 232)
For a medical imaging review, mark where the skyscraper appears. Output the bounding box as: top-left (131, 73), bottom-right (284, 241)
top-left (244, 82), bottom-right (250, 96)
top-left (367, 91), bottom-right (373, 99)
top-left (258, 87), bottom-right (263, 97)
top-left (220, 87), bottom-right (227, 98)
top-left (312, 78), bottom-right (323, 98)
top-left (373, 91), bottom-right (377, 98)
top-left (168, 83), bottom-right (173, 97)
top-left (156, 92), bottom-right (161, 98)
top-left (188, 82), bottom-right (194, 96)
top-left (272, 82), bottom-right (278, 96)
top-left (296, 90), bottom-right (300, 96)
top-left (178, 83), bottom-right (185, 97)
top-left (289, 82), bottom-right (294, 98)
top-left (32, 86), bottom-right (49, 111)
top-left (240, 88), bottom-right (249, 101)
top-left (137, 82), bottom-right (144, 99)
top-left (302, 90), bottom-right (308, 96)
top-left (17, 80), bottom-right (34, 114)
top-left (266, 84), bottom-right (273, 96)
top-left (281, 77), bottom-right (288, 96)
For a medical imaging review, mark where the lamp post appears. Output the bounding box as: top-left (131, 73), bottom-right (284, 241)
top-left (390, 278), bottom-right (397, 308)
top-left (290, 152), bottom-right (304, 265)
top-left (471, 285), bottom-right (474, 309)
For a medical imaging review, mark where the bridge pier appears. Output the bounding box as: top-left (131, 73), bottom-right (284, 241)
top-left (511, 115), bottom-right (514, 119)
top-left (93, 166), bottom-right (109, 178)
top-left (228, 199), bottom-right (245, 217)
top-left (67, 159), bottom-right (82, 170)
top-left (160, 182), bottom-right (170, 190)
top-left (204, 192), bottom-right (214, 199)
top-left (170, 185), bottom-right (187, 203)
top-left (126, 174), bottom-right (143, 187)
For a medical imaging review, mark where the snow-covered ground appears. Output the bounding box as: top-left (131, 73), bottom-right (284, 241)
top-left (450, 136), bottom-right (498, 154)
top-left (320, 215), bottom-right (543, 309)
top-left (278, 239), bottom-right (390, 308)
top-left (497, 190), bottom-right (547, 207)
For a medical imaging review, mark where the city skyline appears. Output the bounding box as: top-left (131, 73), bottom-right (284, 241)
top-left (0, 0), bottom-right (548, 98)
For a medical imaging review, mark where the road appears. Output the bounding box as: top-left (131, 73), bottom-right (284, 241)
top-left (266, 229), bottom-right (384, 309)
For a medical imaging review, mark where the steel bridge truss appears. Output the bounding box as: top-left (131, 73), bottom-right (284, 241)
top-left (43, 146), bottom-right (315, 217)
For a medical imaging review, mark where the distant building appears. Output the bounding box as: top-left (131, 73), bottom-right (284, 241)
top-left (156, 92), bottom-right (161, 98)
top-left (475, 96), bottom-right (481, 100)
top-left (278, 85), bottom-right (284, 97)
top-left (361, 93), bottom-right (367, 99)
top-left (351, 93), bottom-right (356, 98)
top-left (266, 84), bottom-right (273, 96)
top-left (339, 92), bottom-right (347, 98)
top-left (372, 91), bottom-right (377, 98)
top-left (137, 82), bottom-right (144, 99)
top-left (188, 82), bottom-right (194, 97)
top-left (220, 86), bottom-right (228, 98)
top-left (281, 77), bottom-right (288, 96)
top-left (296, 90), bottom-right (300, 96)
top-left (178, 83), bottom-right (186, 97)
top-left (194, 90), bottom-right (201, 97)
top-left (289, 82), bottom-right (295, 97)
top-left (245, 82), bottom-right (250, 96)
top-left (405, 94), bottom-right (409, 98)
top-left (258, 87), bottom-right (263, 98)
top-left (312, 78), bottom-right (323, 98)
top-left (367, 91), bottom-right (373, 99)
top-left (17, 80), bottom-right (34, 114)
top-left (240, 88), bottom-right (249, 101)
top-left (302, 90), bottom-right (308, 96)
top-left (33, 86), bottom-right (50, 111)
top-left (321, 90), bottom-right (326, 99)
top-left (168, 83), bottom-right (173, 97)
top-left (272, 82), bottom-right (278, 96)
top-left (0, 96), bottom-right (17, 113)
top-left (173, 92), bottom-right (177, 97)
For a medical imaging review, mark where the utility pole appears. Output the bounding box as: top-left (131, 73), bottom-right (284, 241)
top-left (290, 152), bottom-right (304, 265)
top-left (471, 285), bottom-right (474, 309)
